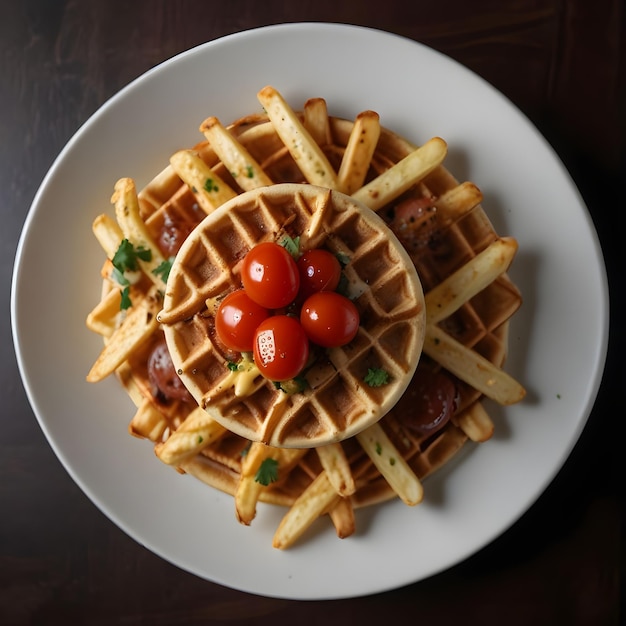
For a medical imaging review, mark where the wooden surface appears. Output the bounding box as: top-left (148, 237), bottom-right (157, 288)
top-left (1, 1), bottom-right (623, 624)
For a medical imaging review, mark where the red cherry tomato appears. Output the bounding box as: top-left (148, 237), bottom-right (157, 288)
top-left (300, 292), bottom-right (359, 348)
top-left (215, 289), bottom-right (270, 353)
top-left (296, 249), bottom-right (342, 300)
top-left (253, 315), bottom-right (310, 381)
top-left (395, 363), bottom-right (459, 434)
top-left (241, 242), bottom-right (300, 309)
top-left (147, 340), bottom-right (193, 402)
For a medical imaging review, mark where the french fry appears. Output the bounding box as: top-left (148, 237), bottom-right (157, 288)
top-left (235, 442), bottom-right (276, 525)
top-left (425, 237), bottom-right (518, 324)
top-left (328, 497), bottom-right (356, 539)
top-left (155, 406), bottom-right (228, 465)
top-left (169, 149), bottom-right (237, 213)
top-left (337, 110), bottom-right (381, 195)
top-left (257, 85), bottom-right (340, 190)
top-left (112, 178), bottom-right (168, 287)
top-left (316, 442), bottom-right (355, 496)
top-left (351, 137), bottom-right (447, 211)
top-left (356, 422), bottom-right (423, 506)
top-left (435, 181), bottom-right (483, 220)
top-left (454, 401), bottom-right (495, 442)
top-left (129, 397), bottom-right (169, 442)
top-left (92, 213), bottom-right (124, 258)
top-left (272, 471), bottom-right (340, 549)
top-left (303, 97), bottom-right (331, 146)
top-left (424, 324), bottom-right (526, 405)
top-left (200, 117), bottom-right (274, 191)
top-left (86, 286), bottom-right (161, 382)
top-left (85, 286), bottom-right (121, 337)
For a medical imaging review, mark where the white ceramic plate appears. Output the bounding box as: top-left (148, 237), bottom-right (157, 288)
top-left (11, 23), bottom-right (608, 600)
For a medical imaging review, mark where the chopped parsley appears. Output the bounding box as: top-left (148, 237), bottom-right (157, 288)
top-left (204, 178), bottom-right (219, 193)
top-left (274, 376), bottom-right (308, 395)
top-left (119, 286), bottom-right (132, 310)
top-left (112, 238), bottom-right (152, 273)
top-left (245, 164), bottom-right (255, 178)
top-left (111, 239), bottom-right (152, 309)
top-left (152, 258), bottom-right (173, 283)
top-left (227, 361), bottom-right (240, 372)
top-left (364, 368), bottom-right (390, 387)
top-left (280, 235), bottom-right (301, 259)
top-left (255, 458), bottom-right (279, 486)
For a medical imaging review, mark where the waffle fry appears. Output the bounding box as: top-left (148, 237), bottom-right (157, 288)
top-left (86, 86), bottom-right (526, 549)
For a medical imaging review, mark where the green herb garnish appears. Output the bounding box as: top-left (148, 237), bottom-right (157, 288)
top-left (204, 178), bottom-right (219, 193)
top-left (280, 235), bottom-right (301, 259)
top-left (152, 258), bottom-right (173, 283)
top-left (364, 368), bottom-right (390, 387)
top-left (255, 458), bottom-right (279, 486)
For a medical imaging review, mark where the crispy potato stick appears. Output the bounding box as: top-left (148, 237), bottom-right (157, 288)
top-left (112, 178), bottom-right (168, 286)
top-left (454, 401), bottom-right (495, 442)
top-left (155, 406), bottom-right (228, 465)
top-left (92, 213), bottom-right (124, 258)
top-left (257, 86), bottom-right (340, 190)
top-left (316, 443), bottom-right (356, 496)
top-left (303, 97), bottom-right (331, 146)
top-left (199, 117), bottom-right (273, 191)
top-left (435, 181), bottom-right (483, 220)
top-left (272, 471), bottom-right (340, 549)
top-left (424, 324), bottom-right (526, 405)
top-left (351, 137), bottom-right (447, 211)
top-left (169, 149), bottom-right (237, 213)
top-left (86, 287), bottom-right (121, 337)
top-left (86, 287), bottom-right (161, 382)
top-left (356, 422), bottom-right (424, 506)
top-left (179, 456), bottom-right (239, 498)
top-left (337, 110), bottom-right (381, 195)
top-left (235, 442), bottom-right (277, 525)
top-left (328, 497), bottom-right (356, 539)
top-left (425, 237), bottom-right (518, 324)
top-left (129, 397), bottom-right (169, 442)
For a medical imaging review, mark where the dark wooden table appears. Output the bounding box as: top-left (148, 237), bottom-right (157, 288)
top-left (2, 2), bottom-right (623, 624)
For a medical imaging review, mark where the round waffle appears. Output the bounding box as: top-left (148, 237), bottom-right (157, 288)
top-left (86, 90), bottom-right (524, 547)
top-left (158, 183), bottom-right (426, 448)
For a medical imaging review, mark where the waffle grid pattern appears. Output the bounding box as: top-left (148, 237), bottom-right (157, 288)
top-left (103, 107), bottom-right (522, 511)
top-left (161, 184), bottom-right (425, 447)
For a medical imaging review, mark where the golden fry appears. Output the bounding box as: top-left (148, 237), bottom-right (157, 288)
top-left (257, 85), bottom-right (340, 190)
top-left (356, 422), bottom-right (424, 506)
top-left (424, 324), bottom-right (526, 405)
top-left (156, 406), bottom-right (228, 465)
top-left (112, 178), bottom-right (168, 287)
top-left (328, 497), bottom-right (356, 539)
top-left (337, 110), bottom-right (381, 195)
top-left (425, 237), bottom-right (518, 324)
top-left (169, 149), bottom-right (237, 213)
top-left (272, 471), bottom-right (340, 549)
top-left (351, 137), bottom-right (447, 211)
top-left (86, 286), bottom-right (161, 382)
top-left (316, 442), bottom-right (356, 496)
top-left (303, 97), bottom-right (331, 146)
top-left (454, 401), bottom-right (495, 442)
top-left (200, 117), bottom-right (273, 190)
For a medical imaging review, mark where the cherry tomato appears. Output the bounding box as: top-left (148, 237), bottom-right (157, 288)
top-left (300, 292), bottom-right (359, 348)
top-left (241, 242), bottom-right (300, 309)
top-left (296, 249), bottom-right (342, 300)
top-left (215, 289), bottom-right (270, 352)
top-left (147, 340), bottom-right (193, 402)
top-left (253, 315), bottom-right (310, 381)
top-left (395, 363), bottom-right (459, 434)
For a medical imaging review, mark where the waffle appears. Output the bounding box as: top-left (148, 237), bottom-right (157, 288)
top-left (86, 89), bottom-right (524, 546)
top-left (158, 183), bottom-right (426, 448)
